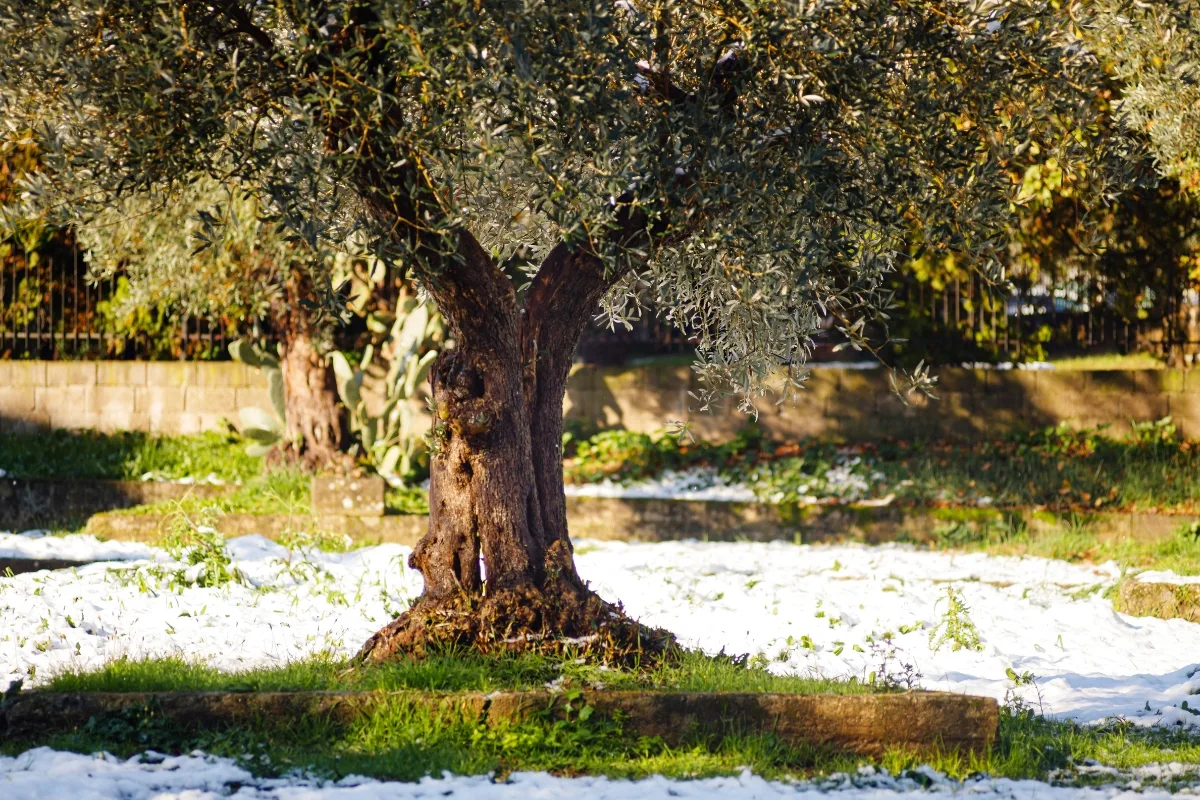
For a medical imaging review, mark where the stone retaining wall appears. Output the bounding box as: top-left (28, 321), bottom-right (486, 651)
top-left (4, 359), bottom-right (1200, 439)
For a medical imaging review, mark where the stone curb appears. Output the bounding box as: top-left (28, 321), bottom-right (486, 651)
top-left (78, 498), bottom-right (1200, 548)
top-left (1, 478), bottom-right (231, 530)
top-left (1114, 580), bottom-right (1200, 623)
top-left (0, 558), bottom-right (95, 576)
top-left (0, 689), bottom-right (998, 757)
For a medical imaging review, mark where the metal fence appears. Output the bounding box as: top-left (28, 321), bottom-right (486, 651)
top-left (1, 245), bottom-right (241, 360)
top-left (2, 243), bottom-right (1195, 363)
top-left (885, 271), bottom-right (1197, 364)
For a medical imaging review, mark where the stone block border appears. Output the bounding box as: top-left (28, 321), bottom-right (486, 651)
top-left (1, 689), bottom-right (998, 757)
top-left (0, 557), bottom-right (94, 576)
top-left (1, 478), bottom-right (231, 531)
top-left (77, 497), bottom-right (1200, 549)
top-left (1114, 580), bottom-right (1200, 623)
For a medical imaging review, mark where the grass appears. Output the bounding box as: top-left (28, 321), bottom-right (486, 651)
top-left (11, 419), bottom-right (1200, 519)
top-left (37, 650), bottom-right (879, 695)
top-left (0, 428), bottom-right (261, 482)
top-left (561, 420), bottom-right (1200, 515)
top-left (4, 655), bottom-right (1197, 785)
top-left (916, 513), bottom-right (1200, 576)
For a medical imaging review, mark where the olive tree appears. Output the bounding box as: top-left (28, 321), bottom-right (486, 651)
top-left (79, 179), bottom-right (349, 466)
top-left (0, 0), bottom-right (1121, 661)
top-left (1097, 0), bottom-right (1200, 190)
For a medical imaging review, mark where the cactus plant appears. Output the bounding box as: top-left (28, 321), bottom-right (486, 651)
top-left (229, 339), bottom-right (288, 457)
top-left (331, 298), bottom-right (442, 485)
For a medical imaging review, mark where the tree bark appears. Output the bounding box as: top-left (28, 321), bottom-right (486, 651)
top-left (356, 232), bottom-right (662, 662)
top-left (272, 271), bottom-right (347, 470)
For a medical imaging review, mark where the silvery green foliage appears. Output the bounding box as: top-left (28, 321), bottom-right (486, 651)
top-left (229, 340), bottom-right (288, 457)
top-left (331, 299), bottom-right (441, 485)
top-left (1096, 1), bottom-right (1200, 188)
top-left (0, 0), bottom-right (1125, 411)
top-left (72, 176), bottom-right (331, 324)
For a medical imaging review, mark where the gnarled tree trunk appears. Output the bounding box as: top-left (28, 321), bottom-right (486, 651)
top-left (271, 270), bottom-right (348, 470)
top-left (357, 235), bottom-right (667, 663)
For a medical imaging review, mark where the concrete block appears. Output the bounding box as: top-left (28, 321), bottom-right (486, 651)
top-left (91, 386), bottom-right (137, 418)
top-left (97, 361), bottom-right (147, 386)
top-left (172, 413), bottom-right (208, 435)
top-left (986, 370), bottom-right (1039, 396)
top-left (833, 368), bottom-right (890, 395)
top-left (0, 386), bottom-right (37, 414)
top-left (35, 385), bottom-right (90, 419)
top-left (192, 362), bottom-right (249, 388)
top-left (145, 362), bottom-right (194, 387)
top-left (135, 386), bottom-right (187, 415)
top-left (933, 368), bottom-right (990, 394)
top-left (183, 387), bottom-right (237, 414)
top-left (1155, 369), bottom-right (1187, 394)
top-left (235, 388), bottom-right (274, 413)
top-left (0, 411), bottom-right (50, 433)
top-left (312, 475), bottom-right (386, 517)
top-left (44, 361), bottom-right (97, 387)
top-left (1168, 394), bottom-right (1200, 439)
top-left (1120, 393), bottom-right (1171, 424)
top-left (644, 365), bottom-right (691, 391)
top-left (1087, 369), bottom-right (1139, 394)
top-left (768, 398), bottom-right (830, 440)
top-left (94, 410), bottom-right (147, 433)
top-left (8, 361), bottom-right (46, 386)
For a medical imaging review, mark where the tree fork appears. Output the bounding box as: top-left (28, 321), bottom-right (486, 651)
top-left (356, 236), bottom-right (657, 663)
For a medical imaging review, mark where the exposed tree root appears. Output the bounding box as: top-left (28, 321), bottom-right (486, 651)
top-left (356, 581), bottom-right (676, 668)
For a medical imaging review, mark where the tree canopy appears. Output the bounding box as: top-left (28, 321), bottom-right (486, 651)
top-left (1097, 0), bottom-right (1200, 191)
top-left (0, 0), bottom-right (1134, 659)
top-left (1, 0), bottom-right (1124, 407)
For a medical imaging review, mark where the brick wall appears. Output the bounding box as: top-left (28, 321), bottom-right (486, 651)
top-left (3, 360), bottom-right (1199, 439)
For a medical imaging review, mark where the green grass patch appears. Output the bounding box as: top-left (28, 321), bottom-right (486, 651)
top-left (111, 468), bottom-right (314, 517)
top-left (111, 470), bottom-right (430, 518)
top-left (916, 514), bottom-right (1200, 576)
top-left (0, 428), bottom-right (260, 482)
top-left (6, 656), bottom-right (1198, 784)
top-left (38, 650), bottom-right (878, 695)
top-left (561, 421), bottom-right (1200, 515)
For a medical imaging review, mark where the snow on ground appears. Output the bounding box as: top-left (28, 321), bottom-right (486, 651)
top-left (1, 749), bottom-right (1197, 800)
top-left (1, 536), bottom-right (1197, 729)
top-left (0, 531), bottom-right (153, 562)
top-left (3, 535), bottom-right (1200, 798)
top-left (1135, 570), bottom-right (1200, 586)
top-left (562, 460), bottom-right (882, 503)
top-left (564, 467), bottom-right (759, 502)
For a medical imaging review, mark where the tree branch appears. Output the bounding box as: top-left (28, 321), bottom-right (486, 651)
top-left (211, 0), bottom-right (277, 55)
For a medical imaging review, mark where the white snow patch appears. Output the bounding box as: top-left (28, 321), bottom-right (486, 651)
top-left (0, 537), bottom-right (1197, 731)
top-left (1135, 570), bottom-right (1200, 586)
top-left (564, 467), bottom-right (758, 502)
top-left (0, 749), bottom-right (1196, 799)
top-left (0, 531), bottom-right (154, 562)
top-left (139, 471), bottom-right (228, 485)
